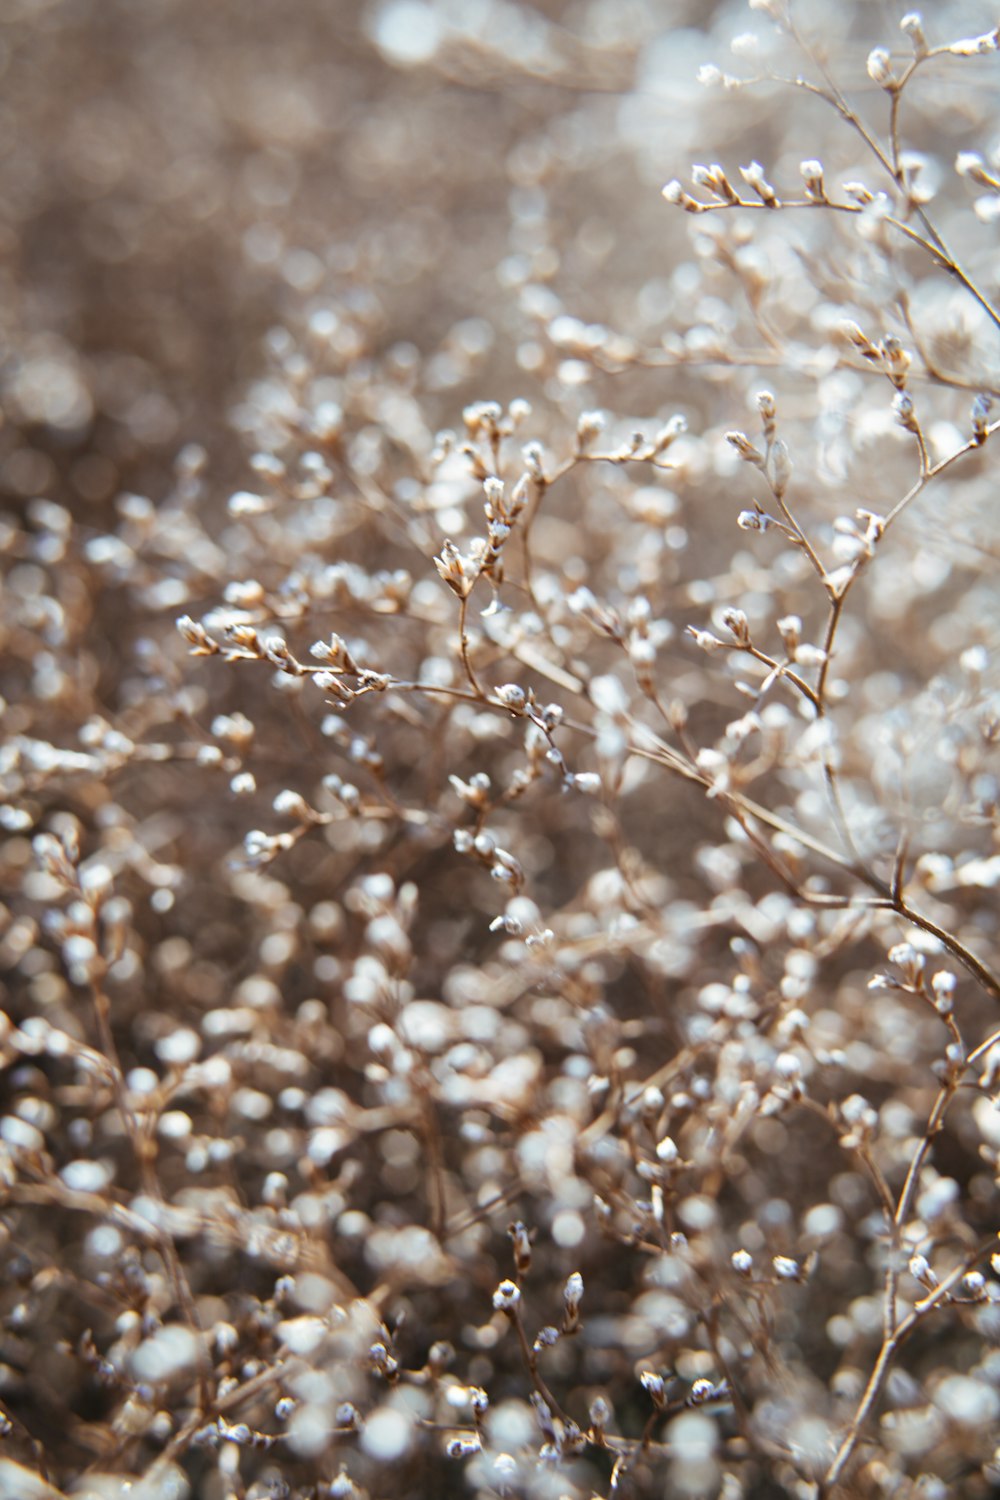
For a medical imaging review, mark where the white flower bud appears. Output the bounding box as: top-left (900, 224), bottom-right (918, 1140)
top-left (576, 410), bottom-right (606, 445)
top-left (900, 12), bottom-right (927, 53)
top-left (563, 1271), bottom-right (584, 1309)
top-left (447, 1434), bottom-right (481, 1458)
top-left (494, 683), bottom-right (527, 712)
top-left (655, 1135), bottom-right (679, 1163)
top-left (492, 1279), bottom-right (521, 1311)
top-left (908, 1254), bottom-right (937, 1288)
top-left (867, 48), bottom-right (895, 87)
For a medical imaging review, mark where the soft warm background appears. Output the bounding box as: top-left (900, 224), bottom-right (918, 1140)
top-left (2, 2), bottom-right (1000, 1498)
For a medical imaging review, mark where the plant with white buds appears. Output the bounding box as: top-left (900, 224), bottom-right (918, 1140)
top-left (492, 1279), bottom-right (521, 1312)
top-left (867, 48), bottom-right (896, 88)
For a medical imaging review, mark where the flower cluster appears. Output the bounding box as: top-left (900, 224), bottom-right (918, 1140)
top-left (2, 3), bottom-right (1000, 1498)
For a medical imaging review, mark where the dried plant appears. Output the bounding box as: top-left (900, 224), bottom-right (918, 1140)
top-left (2, 3), bottom-right (1000, 1499)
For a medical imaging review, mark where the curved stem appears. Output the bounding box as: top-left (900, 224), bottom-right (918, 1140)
top-left (457, 594), bottom-right (484, 697)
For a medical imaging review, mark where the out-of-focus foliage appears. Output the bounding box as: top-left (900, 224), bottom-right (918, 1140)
top-left (2, 2), bottom-right (1000, 1498)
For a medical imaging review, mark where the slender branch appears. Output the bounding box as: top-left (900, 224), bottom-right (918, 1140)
top-left (824, 1243), bottom-right (993, 1489)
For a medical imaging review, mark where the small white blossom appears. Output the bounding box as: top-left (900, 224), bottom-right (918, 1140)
top-left (492, 1279), bottom-right (521, 1311)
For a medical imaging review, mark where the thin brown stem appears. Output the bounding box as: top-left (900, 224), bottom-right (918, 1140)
top-left (87, 978), bottom-right (213, 1412)
top-left (457, 594), bottom-right (484, 697)
top-left (824, 1244), bottom-right (992, 1488)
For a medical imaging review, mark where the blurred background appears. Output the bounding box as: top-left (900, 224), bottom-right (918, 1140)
top-left (0, 0), bottom-right (959, 509)
top-left (3, 1), bottom-right (1000, 1493)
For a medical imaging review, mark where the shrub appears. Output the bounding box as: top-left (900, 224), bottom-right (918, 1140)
top-left (2, 3), bottom-right (1000, 1497)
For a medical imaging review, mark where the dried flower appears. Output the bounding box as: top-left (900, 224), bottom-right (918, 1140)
top-left (866, 48), bottom-right (896, 88)
top-left (7, 14), bottom-right (1000, 1499)
top-left (492, 1280), bottom-right (521, 1312)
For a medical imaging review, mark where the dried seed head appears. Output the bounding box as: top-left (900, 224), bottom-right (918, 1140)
top-left (273, 790), bottom-right (312, 821)
top-left (737, 508), bottom-right (768, 531)
top-left (494, 683), bottom-right (528, 713)
top-left (972, 393), bottom-right (993, 444)
top-left (800, 158), bottom-right (826, 200)
top-left (434, 540), bottom-right (473, 599)
top-left (777, 615), bottom-right (802, 653)
top-left (571, 771), bottom-right (602, 795)
top-left (483, 475), bottom-right (505, 511)
top-left (687, 626), bottom-right (726, 653)
top-left (522, 440), bottom-right (545, 478)
top-left (492, 1279), bottom-right (521, 1311)
top-left (692, 163), bottom-right (740, 203)
top-left (908, 1254), bottom-right (937, 1288)
top-left (176, 615), bottom-right (218, 655)
top-left (944, 27), bottom-right (1000, 58)
top-left (446, 1434), bottom-right (482, 1458)
top-left (629, 634), bottom-right (657, 692)
top-left (721, 608), bottom-right (751, 646)
top-left (771, 438), bottom-right (792, 497)
top-left (508, 1219), bottom-right (532, 1274)
top-left (310, 634), bottom-right (359, 672)
top-left (329, 1472), bottom-right (362, 1499)
top-left (866, 48), bottom-right (896, 88)
top-left (589, 1394), bottom-right (612, 1433)
top-left (726, 430), bottom-right (764, 465)
top-left (463, 400), bottom-right (502, 438)
top-left (563, 1271), bottom-right (584, 1309)
top-left (900, 12), bottom-right (927, 54)
top-left (427, 1341), bottom-right (454, 1374)
top-left (756, 389), bottom-right (776, 423)
top-left (662, 178), bottom-right (706, 212)
top-left (740, 160), bottom-right (778, 204)
top-left (930, 970), bottom-right (956, 1015)
top-left (576, 409), bottom-right (606, 446)
top-left (335, 1402), bottom-right (362, 1430)
top-left (227, 490), bottom-right (270, 517)
top-left (893, 390), bottom-right (918, 432)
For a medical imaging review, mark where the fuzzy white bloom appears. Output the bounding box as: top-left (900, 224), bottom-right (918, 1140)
top-left (493, 683), bottom-right (527, 712)
top-left (866, 48), bottom-right (894, 86)
top-left (447, 1434), bottom-right (481, 1458)
top-left (730, 31), bottom-right (760, 57)
top-left (492, 1279), bottom-right (521, 1311)
top-left (563, 1271), bottom-right (584, 1308)
top-left (576, 409), bottom-right (606, 443)
top-left (655, 1135), bottom-right (680, 1163)
top-left (908, 1253), bottom-right (937, 1287)
top-left (273, 789), bottom-right (311, 820)
top-left (570, 772), bottom-right (602, 795)
top-left (227, 490), bottom-right (270, 516)
top-left (900, 12), bottom-right (926, 51)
